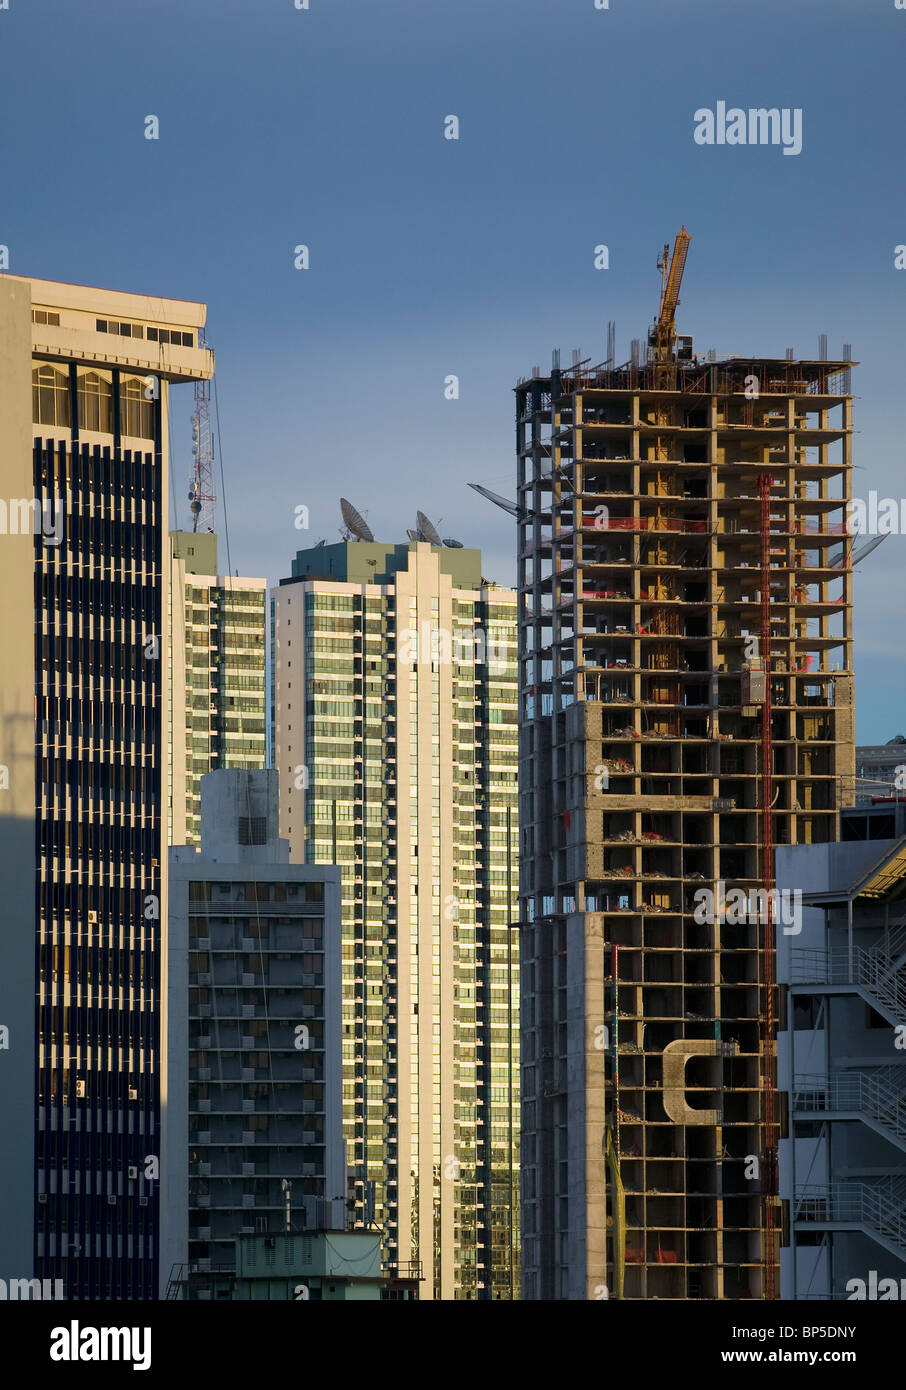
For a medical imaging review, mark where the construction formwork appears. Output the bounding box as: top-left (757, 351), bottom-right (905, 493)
top-left (517, 355), bottom-right (855, 1300)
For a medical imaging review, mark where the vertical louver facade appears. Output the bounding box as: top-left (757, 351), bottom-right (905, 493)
top-left (0, 276), bottom-right (212, 1297)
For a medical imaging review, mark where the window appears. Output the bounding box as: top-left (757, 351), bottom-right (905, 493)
top-left (32, 365), bottom-right (69, 426)
top-left (146, 326), bottom-right (194, 347)
top-left (120, 377), bottom-right (154, 438)
top-left (77, 372), bottom-right (113, 433)
top-left (96, 318), bottom-right (148, 339)
top-left (32, 309), bottom-right (60, 326)
top-left (96, 318), bottom-right (194, 344)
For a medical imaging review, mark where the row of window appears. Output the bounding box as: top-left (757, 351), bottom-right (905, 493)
top-left (97, 318), bottom-right (194, 347)
top-left (33, 367), bottom-right (155, 438)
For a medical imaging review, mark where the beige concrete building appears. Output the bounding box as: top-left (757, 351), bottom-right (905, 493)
top-left (168, 531), bottom-right (267, 847)
top-left (0, 274), bottom-right (212, 1296)
top-left (271, 538), bottom-right (520, 1299)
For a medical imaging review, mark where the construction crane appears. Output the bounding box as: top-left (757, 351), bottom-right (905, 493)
top-left (649, 226), bottom-right (691, 389)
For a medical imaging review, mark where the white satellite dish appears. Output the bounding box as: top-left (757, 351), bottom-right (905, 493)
top-left (340, 497), bottom-right (375, 543)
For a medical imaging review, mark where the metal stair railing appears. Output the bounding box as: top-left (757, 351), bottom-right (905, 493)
top-left (878, 922), bottom-right (906, 980)
top-left (795, 1180), bottom-right (906, 1256)
top-left (793, 1071), bottom-right (906, 1144)
top-left (792, 946), bottom-right (906, 1021)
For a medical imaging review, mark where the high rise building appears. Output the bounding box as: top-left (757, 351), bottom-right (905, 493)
top-left (855, 736), bottom-right (906, 807)
top-left (164, 769), bottom-right (344, 1297)
top-left (777, 804), bottom-right (906, 1299)
top-left (516, 345), bottom-right (855, 1300)
top-left (271, 537), bottom-right (520, 1299)
top-left (168, 530), bottom-right (267, 846)
top-left (0, 275), bottom-right (212, 1297)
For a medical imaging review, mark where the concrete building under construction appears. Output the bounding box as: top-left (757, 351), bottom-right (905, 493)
top-left (515, 231), bottom-right (856, 1300)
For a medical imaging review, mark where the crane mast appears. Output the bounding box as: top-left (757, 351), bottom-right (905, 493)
top-left (650, 226), bottom-right (691, 388)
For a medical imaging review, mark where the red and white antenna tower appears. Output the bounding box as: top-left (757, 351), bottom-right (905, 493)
top-left (188, 376), bottom-right (216, 533)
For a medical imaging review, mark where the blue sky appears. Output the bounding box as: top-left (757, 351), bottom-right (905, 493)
top-left (1, 0), bottom-right (904, 742)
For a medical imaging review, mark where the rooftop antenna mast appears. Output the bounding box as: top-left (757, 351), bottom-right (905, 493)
top-left (189, 376), bottom-right (216, 533)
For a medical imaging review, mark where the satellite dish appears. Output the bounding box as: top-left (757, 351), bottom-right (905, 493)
top-left (340, 497), bottom-right (375, 543)
top-left (314, 538), bottom-right (326, 548)
top-left (416, 510), bottom-right (443, 547)
top-left (443, 538), bottom-right (464, 548)
top-left (406, 529), bottom-right (419, 543)
top-left (467, 482), bottom-right (519, 517)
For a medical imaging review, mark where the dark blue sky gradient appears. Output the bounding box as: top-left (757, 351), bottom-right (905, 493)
top-left (1, 0), bottom-right (904, 740)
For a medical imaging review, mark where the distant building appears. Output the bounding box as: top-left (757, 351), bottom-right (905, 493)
top-left (855, 736), bottom-right (906, 807)
top-left (777, 804), bottom-right (906, 1299)
top-left (271, 537), bottom-right (520, 1300)
top-left (168, 530), bottom-right (266, 846)
top-left (164, 769), bottom-right (344, 1298)
top-left (168, 1228), bottom-right (417, 1301)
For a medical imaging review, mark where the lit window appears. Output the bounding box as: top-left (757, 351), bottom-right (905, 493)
top-left (120, 377), bottom-right (155, 438)
top-left (32, 365), bottom-right (69, 427)
top-left (77, 372), bottom-right (113, 433)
